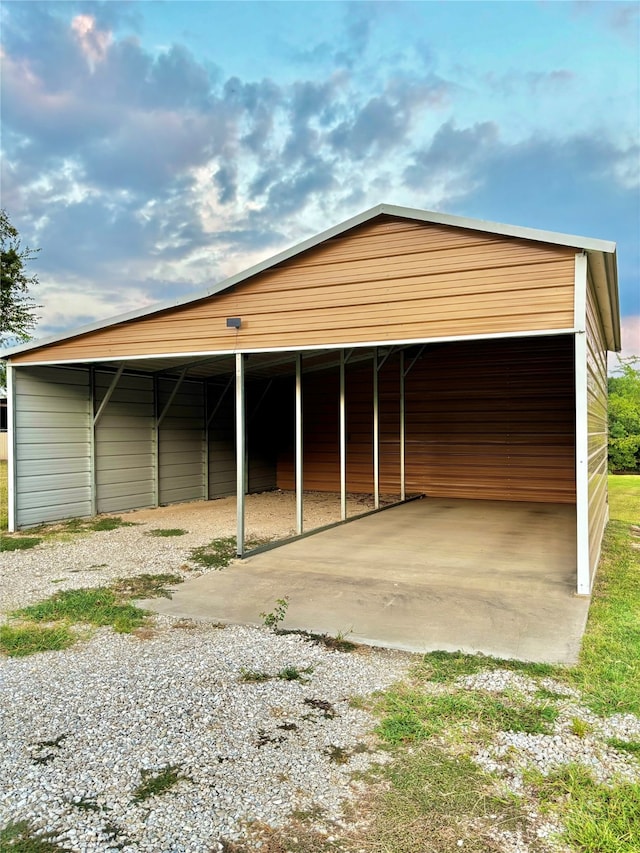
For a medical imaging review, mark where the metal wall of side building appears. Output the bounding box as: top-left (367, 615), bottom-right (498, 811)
top-left (13, 366), bottom-right (92, 526)
top-left (586, 268), bottom-right (610, 586)
top-left (95, 371), bottom-right (155, 513)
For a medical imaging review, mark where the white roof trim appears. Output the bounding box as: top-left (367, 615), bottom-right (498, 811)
top-left (2, 203), bottom-right (619, 358)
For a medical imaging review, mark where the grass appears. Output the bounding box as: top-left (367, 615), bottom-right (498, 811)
top-left (131, 764), bottom-right (185, 803)
top-left (147, 528), bottom-right (188, 537)
top-left (0, 624), bottom-right (75, 657)
top-left (0, 574), bottom-right (183, 657)
top-left (189, 536), bottom-right (267, 569)
top-left (533, 764), bottom-right (640, 853)
top-left (1, 535), bottom-right (42, 552)
top-left (240, 665), bottom-right (314, 683)
top-left (0, 820), bottom-right (69, 852)
top-left (567, 474), bottom-right (640, 715)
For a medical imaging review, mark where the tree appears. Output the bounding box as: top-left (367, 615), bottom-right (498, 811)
top-left (608, 356), bottom-right (640, 472)
top-left (1, 209), bottom-right (40, 390)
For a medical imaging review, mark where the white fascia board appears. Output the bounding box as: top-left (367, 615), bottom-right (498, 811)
top-left (2, 203), bottom-right (617, 360)
top-left (5, 326), bottom-right (578, 370)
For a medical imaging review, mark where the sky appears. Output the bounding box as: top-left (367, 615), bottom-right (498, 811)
top-left (1, 0), bottom-right (639, 362)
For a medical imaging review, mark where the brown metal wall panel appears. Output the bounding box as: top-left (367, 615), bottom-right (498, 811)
top-left (12, 217), bottom-right (576, 364)
top-left (277, 337), bottom-right (575, 503)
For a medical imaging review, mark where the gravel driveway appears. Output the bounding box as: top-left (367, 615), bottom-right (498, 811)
top-left (1, 493), bottom-right (639, 852)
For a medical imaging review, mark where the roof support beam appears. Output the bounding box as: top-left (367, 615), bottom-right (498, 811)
top-left (157, 368), bottom-right (187, 428)
top-left (404, 345), bottom-right (426, 378)
top-left (207, 375), bottom-right (234, 427)
top-left (93, 364), bottom-right (124, 426)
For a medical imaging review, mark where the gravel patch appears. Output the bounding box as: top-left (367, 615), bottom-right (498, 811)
top-left (0, 619), bottom-right (409, 852)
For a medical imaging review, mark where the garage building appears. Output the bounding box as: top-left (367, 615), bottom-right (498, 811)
top-left (3, 204), bottom-right (620, 596)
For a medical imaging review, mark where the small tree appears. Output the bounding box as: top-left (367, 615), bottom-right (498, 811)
top-left (608, 356), bottom-right (640, 472)
top-left (1, 209), bottom-right (40, 390)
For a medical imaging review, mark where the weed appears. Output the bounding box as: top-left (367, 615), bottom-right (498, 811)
top-left (277, 722), bottom-right (298, 732)
top-left (88, 517), bottom-right (135, 531)
top-left (70, 796), bottom-right (102, 812)
top-left (239, 665), bottom-right (313, 683)
top-left (240, 669), bottom-right (271, 683)
top-left (303, 698), bottom-right (336, 719)
top-left (260, 596), bottom-right (289, 630)
top-left (131, 764), bottom-right (184, 803)
top-left (189, 536), bottom-right (264, 569)
top-left (0, 535), bottom-right (42, 552)
top-left (256, 729), bottom-right (285, 748)
top-left (278, 627), bottom-right (358, 652)
top-left (0, 819), bottom-right (69, 851)
top-left (147, 528), bottom-right (187, 537)
top-left (570, 717), bottom-right (592, 738)
top-left (109, 573), bottom-right (183, 600)
top-left (29, 734), bottom-right (68, 765)
top-left (323, 745), bottom-right (350, 764)
top-left (0, 624), bottom-right (75, 657)
top-left (607, 738), bottom-right (640, 755)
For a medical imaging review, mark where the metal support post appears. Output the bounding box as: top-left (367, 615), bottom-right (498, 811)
top-left (295, 353), bottom-right (303, 535)
top-left (340, 350), bottom-right (347, 521)
top-left (400, 350), bottom-right (406, 501)
top-left (235, 354), bottom-right (246, 557)
top-left (373, 347), bottom-right (380, 509)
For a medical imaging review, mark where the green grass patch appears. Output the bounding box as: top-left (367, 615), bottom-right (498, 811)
top-left (0, 818), bottom-right (69, 851)
top-left (568, 475), bottom-right (640, 715)
top-left (1, 574), bottom-right (185, 657)
top-left (0, 623), bottom-right (75, 657)
top-left (147, 528), bottom-right (188, 537)
top-left (131, 764), bottom-right (184, 803)
top-left (0, 535), bottom-right (42, 552)
top-left (411, 648), bottom-right (556, 684)
top-left (375, 687), bottom-right (558, 745)
top-left (607, 738), bottom-right (640, 756)
top-left (189, 536), bottom-right (266, 569)
top-left (533, 764), bottom-right (640, 852)
top-left (14, 587), bottom-right (147, 633)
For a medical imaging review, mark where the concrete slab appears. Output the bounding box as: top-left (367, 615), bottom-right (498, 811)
top-left (141, 497), bottom-right (591, 664)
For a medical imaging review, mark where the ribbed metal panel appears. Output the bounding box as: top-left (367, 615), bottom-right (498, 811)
top-left (94, 371), bottom-right (155, 513)
top-left (14, 366), bottom-right (91, 526)
top-left (158, 378), bottom-right (205, 504)
top-left (277, 337), bottom-right (575, 503)
top-left (586, 271), bottom-right (609, 583)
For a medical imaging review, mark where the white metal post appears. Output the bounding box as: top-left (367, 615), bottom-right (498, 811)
top-left (295, 353), bottom-right (303, 535)
top-left (340, 350), bottom-right (347, 521)
top-left (373, 347), bottom-right (380, 509)
top-left (400, 350), bottom-right (406, 501)
top-left (574, 252), bottom-right (590, 595)
top-left (89, 366), bottom-right (97, 516)
top-left (7, 363), bottom-right (16, 532)
top-left (203, 381), bottom-right (209, 501)
top-left (235, 353), bottom-right (246, 557)
top-left (153, 375), bottom-right (160, 507)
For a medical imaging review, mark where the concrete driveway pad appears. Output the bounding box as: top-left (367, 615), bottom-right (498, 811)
top-left (142, 497), bottom-right (590, 664)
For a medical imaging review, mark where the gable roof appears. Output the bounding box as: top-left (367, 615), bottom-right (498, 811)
top-left (3, 203), bottom-right (620, 358)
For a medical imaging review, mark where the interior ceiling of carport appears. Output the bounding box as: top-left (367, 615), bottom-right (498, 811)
top-left (84, 344), bottom-right (414, 384)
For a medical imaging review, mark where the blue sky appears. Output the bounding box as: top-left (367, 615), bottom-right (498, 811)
top-left (1, 0), bottom-right (638, 359)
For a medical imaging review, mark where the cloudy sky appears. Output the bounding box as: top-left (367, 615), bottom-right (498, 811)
top-left (1, 0), bottom-right (639, 359)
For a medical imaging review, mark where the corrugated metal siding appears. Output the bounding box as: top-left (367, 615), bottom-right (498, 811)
top-left (277, 337), bottom-right (575, 502)
top-left (14, 366), bottom-right (92, 526)
top-left (11, 217), bottom-right (576, 363)
top-left (585, 271), bottom-right (609, 583)
top-left (158, 378), bottom-right (205, 504)
top-left (94, 372), bottom-right (155, 513)
top-left (246, 380), bottom-right (278, 493)
top-left (206, 383), bottom-right (235, 498)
